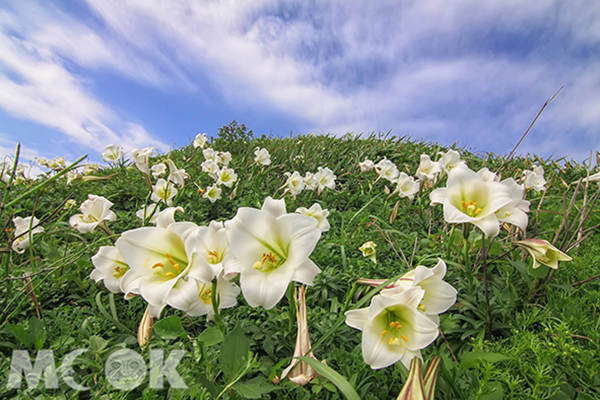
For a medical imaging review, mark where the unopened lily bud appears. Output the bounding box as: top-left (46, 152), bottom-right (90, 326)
top-left (138, 307), bottom-right (153, 348)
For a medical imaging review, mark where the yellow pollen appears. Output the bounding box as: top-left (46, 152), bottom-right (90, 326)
top-left (401, 335), bottom-right (408, 342)
top-left (152, 262), bottom-right (165, 269)
top-left (475, 208), bottom-right (482, 215)
top-left (172, 264), bottom-right (180, 272)
top-left (381, 330), bottom-right (388, 335)
top-left (165, 253), bottom-right (177, 266)
top-left (164, 272), bottom-right (176, 278)
top-left (143, 258), bottom-right (150, 268)
top-left (389, 337), bottom-right (394, 346)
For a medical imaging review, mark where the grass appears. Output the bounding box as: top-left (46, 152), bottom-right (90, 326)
top-left (1, 122), bottom-right (599, 399)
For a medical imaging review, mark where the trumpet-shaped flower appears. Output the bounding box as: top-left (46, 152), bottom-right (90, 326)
top-left (201, 159), bottom-right (220, 180)
top-left (381, 259), bottom-right (457, 322)
top-left (392, 173), bottom-right (419, 200)
top-left (216, 167), bottom-right (237, 188)
top-left (90, 246), bottom-right (131, 294)
top-left (117, 222), bottom-right (214, 315)
top-left (430, 167), bottom-right (513, 237)
top-left (193, 133), bottom-right (208, 149)
top-left (283, 171), bottom-right (305, 197)
top-left (83, 163), bottom-right (101, 175)
top-left (219, 151), bottom-right (232, 167)
top-left (345, 287), bottom-right (439, 369)
top-left (12, 216), bottom-right (44, 253)
top-left (523, 166), bottom-right (546, 192)
top-left (514, 239), bottom-right (572, 269)
top-left (359, 158), bottom-right (375, 172)
top-left (101, 144), bottom-right (123, 163)
top-left (223, 197), bottom-right (321, 309)
top-left (202, 148), bottom-right (220, 163)
top-left (131, 147), bottom-right (156, 176)
top-left (152, 179), bottom-right (178, 206)
top-left (69, 195), bottom-right (117, 233)
top-left (49, 156), bottom-right (67, 171)
top-left (375, 158), bottom-right (399, 182)
top-left (203, 184), bottom-right (222, 203)
top-left (359, 241), bottom-right (377, 263)
top-left (254, 147), bottom-right (271, 166)
top-left (315, 167), bottom-right (336, 194)
top-left (166, 159), bottom-right (188, 188)
top-left (415, 154), bottom-right (441, 183)
top-left (296, 203), bottom-right (330, 232)
top-left (150, 162), bottom-right (167, 179)
top-left (494, 179), bottom-right (530, 231)
top-left (438, 150), bottom-right (466, 174)
top-left (303, 172), bottom-right (318, 191)
top-left (167, 275), bottom-right (240, 319)
top-left (137, 204), bottom-right (183, 228)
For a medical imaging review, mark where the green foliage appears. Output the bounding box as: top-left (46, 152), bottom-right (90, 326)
top-left (0, 125), bottom-right (599, 399)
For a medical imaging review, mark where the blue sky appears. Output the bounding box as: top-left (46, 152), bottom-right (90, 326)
top-left (0, 0), bottom-right (599, 170)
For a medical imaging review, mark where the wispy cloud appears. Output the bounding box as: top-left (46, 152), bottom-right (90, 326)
top-left (0, 0), bottom-right (598, 162)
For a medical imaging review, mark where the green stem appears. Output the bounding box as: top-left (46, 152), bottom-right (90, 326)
top-left (211, 279), bottom-right (223, 332)
top-left (462, 224), bottom-right (470, 271)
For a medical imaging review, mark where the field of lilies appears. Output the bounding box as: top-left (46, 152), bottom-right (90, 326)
top-left (1, 121), bottom-right (599, 399)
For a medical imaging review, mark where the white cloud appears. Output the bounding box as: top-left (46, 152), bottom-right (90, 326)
top-left (0, 0), bottom-right (598, 162)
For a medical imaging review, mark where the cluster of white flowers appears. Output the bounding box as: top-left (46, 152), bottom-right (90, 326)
top-left (360, 149), bottom-right (467, 200)
top-left (200, 147), bottom-right (237, 203)
top-left (346, 259), bottom-right (457, 369)
top-left (1, 160), bottom-right (31, 184)
top-left (283, 167), bottom-right (336, 197)
top-left (89, 197), bottom-right (330, 319)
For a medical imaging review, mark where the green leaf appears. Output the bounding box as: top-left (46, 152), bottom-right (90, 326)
top-left (6, 324), bottom-right (33, 347)
top-left (460, 352), bottom-right (510, 369)
top-left (198, 327), bottom-right (224, 346)
top-left (219, 325), bottom-right (250, 378)
top-left (298, 356), bottom-right (361, 400)
top-left (479, 381), bottom-right (504, 400)
top-left (153, 316), bottom-right (187, 340)
top-left (233, 376), bottom-right (278, 399)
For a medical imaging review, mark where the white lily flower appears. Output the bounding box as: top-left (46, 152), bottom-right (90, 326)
top-left (359, 158), bottom-right (375, 172)
top-left (136, 204), bottom-right (161, 224)
top-left (202, 148), bottom-right (219, 162)
top-left (315, 167), bottom-right (336, 194)
top-left (150, 162), bottom-right (167, 179)
top-left (166, 159), bottom-right (187, 188)
top-left (37, 157), bottom-right (49, 168)
top-left (216, 167), bottom-right (238, 188)
top-left (49, 156), bottom-right (67, 171)
top-left (283, 171), bottom-right (305, 197)
top-left (12, 216), bottom-right (44, 253)
top-left (430, 166), bottom-right (513, 237)
top-left (131, 147), bottom-right (156, 176)
top-left (137, 204), bottom-right (183, 228)
top-left (219, 151), bottom-right (232, 167)
top-left (69, 195), bottom-right (117, 233)
top-left (495, 179), bottom-right (530, 231)
top-left (477, 167), bottom-right (499, 182)
top-left (193, 133), bottom-right (208, 149)
top-left (90, 246), bottom-right (131, 294)
top-left (359, 241), bottom-right (377, 263)
top-left (392, 173), bottom-right (419, 200)
top-left (203, 184), bottom-right (222, 203)
top-left (167, 275), bottom-right (239, 319)
top-left (514, 239), bottom-right (572, 270)
top-left (524, 166), bottom-right (546, 192)
top-left (83, 163), bottom-right (101, 175)
top-left (381, 259), bottom-right (457, 322)
top-left (345, 287), bottom-right (439, 369)
top-left (151, 179), bottom-right (178, 206)
top-left (582, 171), bottom-right (600, 186)
top-left (101, 144), bottom-right (123, 163)
top-left (254, 147), bottom-right (271, 166)
top-left (66, 171), bottom-right (82, 185)
top-left (117, 222), bottom-right (214, 314)
top-left (415, 154), bottom-right (441, 183)
top-left (201, 159), bottom-right (220, 180)
top-left (303, 172), bottom-right (318, 191)
top-left (296, 203), bottom-right (330, 232)
top-left (437, 150), bottom-right (466, 174)
top-left (375, 158), bottom-right (399, 182)
top-left (223, 197), bottom-right (322, 309)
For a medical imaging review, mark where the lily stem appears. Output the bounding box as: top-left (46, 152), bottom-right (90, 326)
top-left (211, 279), bottom-right (224, 332)
top-left (462, 224), bottom-right (470, 271)
top-left (480, 232), bottom-right (493, 337)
